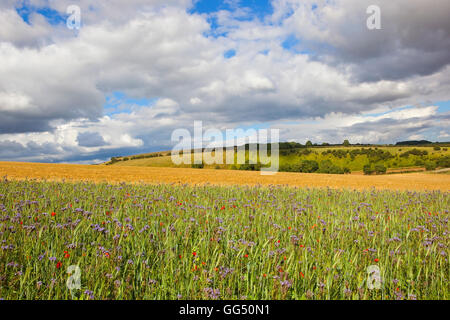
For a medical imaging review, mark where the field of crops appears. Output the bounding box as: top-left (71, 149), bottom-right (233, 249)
top-left (0, 178), bottom-right (448, 300)
top-left (1, 161), bottom-right (449, 191)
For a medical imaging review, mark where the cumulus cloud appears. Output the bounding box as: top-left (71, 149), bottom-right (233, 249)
top-left (274, 0), bottom-right (450, 81)
top-left (76, 131), bottom-right (107, 147)
top-left (0, 0), bottom-right (449, 162)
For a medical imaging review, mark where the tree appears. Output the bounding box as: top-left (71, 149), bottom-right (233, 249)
top-left (299, 160), bottom-right (319, 173)
top-left (424, 161), bottom-right (437, 171)
top-left (363, 164), bottom-right (374, 175)
top-left (437, 156), bottom-right (450, 168)
top-left (318, 160), bottom-right (344, 174)
top-left (191, 162), bottom-right (204, 169)
top-left (305, 140), bottom-right (313, 147)
top-left (343, 139), bottom-right (350, 147)
top-left (374, 164), bottom-right (387, 175)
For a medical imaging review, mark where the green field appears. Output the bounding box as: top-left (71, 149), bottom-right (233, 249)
top-left (0, 179), bottom-right (448, 300)
top-left (106, 144), bottom-right (450, 174)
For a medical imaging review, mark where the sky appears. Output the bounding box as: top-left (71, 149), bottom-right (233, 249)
top-left (0, 0), bottom-right (449, 163)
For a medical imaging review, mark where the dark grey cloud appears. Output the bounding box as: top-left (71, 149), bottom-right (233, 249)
top-left (0, 0), bottom-right (448, 163)
top-left (284, 0), bottom-right (450, 82)
top-left (0, 139), bottom-right (61, 159)
top-left (319, 112), bottom-right (450, 144)
top-left (76, 131), bottom-right (107, 147)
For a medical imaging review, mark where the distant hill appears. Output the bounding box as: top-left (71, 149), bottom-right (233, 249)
top-left (103, 143), bottom-right (450, 174)
top-left (395, 140), bottom-right (433, 146)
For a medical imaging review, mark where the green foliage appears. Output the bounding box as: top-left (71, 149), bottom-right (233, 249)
top-left (343, 139), bottom-right (350, 146)
top-left (238, 163), bottom-right (261, 171)
top-left (399, 148), bottom-right (428, 157)
top-left (374, 164), bottom-right (387, 175)
top-left (299, 160), bottom-right (319, 173)
top-left (0, 180), bottom-right (448, 299)
top-left (317, 160), bottom-right (344, 174)
top-left (191, 162), bottom-right (204, 169)
top-left (425, 161), bottom-right (437, 171)
top-left (436, 156), bottom-right (450, 168)
top-left (363, 164), bottom-right (374, 175)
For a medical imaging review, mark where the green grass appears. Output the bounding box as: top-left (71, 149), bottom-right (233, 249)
top-left (107, 146), bottom-right (450, 173)
top-left (0, 179), bottom-right (448, 300)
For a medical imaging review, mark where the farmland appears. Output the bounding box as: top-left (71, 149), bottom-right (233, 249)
top-left (0, 161), bottom-right (448, 300)
top-left (0, 178), bottom-right (448, 300)
top-left (0, 161), bottom-right (449, 191)
top-left (105, 144), bottom-right (450, 175)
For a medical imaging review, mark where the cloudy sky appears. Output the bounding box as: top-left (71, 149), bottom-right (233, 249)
top-left (0, 0), bottom-right (449, 163)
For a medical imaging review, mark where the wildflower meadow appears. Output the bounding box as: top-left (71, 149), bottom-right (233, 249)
top-left (0, 178), bottom-right (448, 300)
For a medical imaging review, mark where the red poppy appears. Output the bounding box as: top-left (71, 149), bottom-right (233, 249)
top-left (220, 206), bottom-right (225, 210)
top-left (105, 252), bottom-right (110, 258)
top-left (64, 253), bottom-right (70, 259)
top-left (244, 254), bottom-right (248, 258)
top-left (374, 258), bottom-right (379, 262)
top-left (192, 251), bottom-right (196, 256)
top-left (51, 212), bottom-right (56, 217)
top-left (56, 261), bottom-right (62, 269)
top-left (300, 272), bottom-right (305, 278)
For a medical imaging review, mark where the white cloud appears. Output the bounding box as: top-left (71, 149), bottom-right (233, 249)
top-left (0, 0), bottom-right (449, 162)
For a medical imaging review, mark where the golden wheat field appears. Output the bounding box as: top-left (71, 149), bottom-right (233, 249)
top-left (0, 161), bottom-right (449, 191)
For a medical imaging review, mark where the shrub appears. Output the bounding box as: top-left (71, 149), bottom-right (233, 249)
top-left (318, 160), bottom-right (344, 174)
top-left (279, 164), bottom-right (292, 172)
top-left (238, 163), bottom-right (261, 171)
top-left (436, 156), bottom-right (450, 168)
top-left (424, 161), bottom-right (437, 171)
top-left (374, 164), bottom-right (387, 175)
top-left (191, 162), bottom-right (204, 169)
top-left (363, 164), bottom-right (374, 175)
top-left (433, 146), bottom-right (441, 151)
top-left (299, 160), bottom-right (319, 173)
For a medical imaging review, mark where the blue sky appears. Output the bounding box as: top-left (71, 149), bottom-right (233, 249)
top-left (0, 0), bottom-right (449, 163)
top-left (104, 92), bottom-right (157, 116)
top-left (190, 0), bottom-right (273, 18)
top-left (16, 1), bottom-right (67, 25)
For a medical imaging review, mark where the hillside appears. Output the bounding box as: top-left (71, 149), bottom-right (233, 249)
top-left (103, 142), bottom-right (450, 175)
